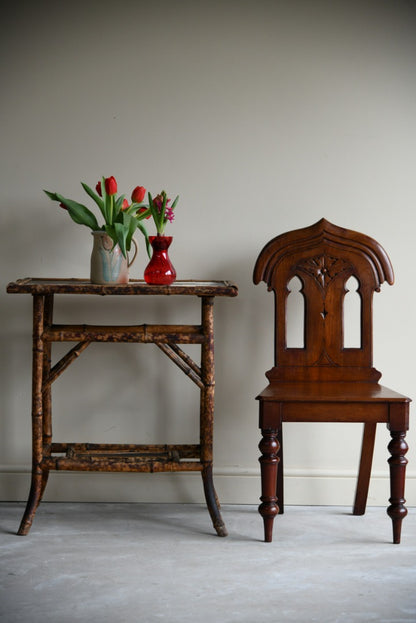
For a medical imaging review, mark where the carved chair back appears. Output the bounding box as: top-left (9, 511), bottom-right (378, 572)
top-left (253, 219), bottom-right (394, 383)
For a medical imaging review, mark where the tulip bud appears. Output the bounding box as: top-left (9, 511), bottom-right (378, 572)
top-left (105, 176), bottom-right (117, 195)
top-left (95, 181), bottom-right (102, 196)
top-left (122, 199), bottom-right (129, 211)
top-left (131, 185), bottom-right (146, 203)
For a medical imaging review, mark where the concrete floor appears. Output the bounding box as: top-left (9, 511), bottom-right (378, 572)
top-left (0, 503), bottom-right (415, 623)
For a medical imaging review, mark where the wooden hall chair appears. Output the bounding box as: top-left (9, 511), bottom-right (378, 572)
top-left (253, 219), bottom-right (410, 543)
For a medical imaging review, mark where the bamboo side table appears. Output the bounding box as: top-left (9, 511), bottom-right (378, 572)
top-left (7, 278), bottom-right (238, 536)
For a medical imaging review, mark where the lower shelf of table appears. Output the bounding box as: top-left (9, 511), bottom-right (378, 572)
top-left (41, 443), bottom-right (203, 472)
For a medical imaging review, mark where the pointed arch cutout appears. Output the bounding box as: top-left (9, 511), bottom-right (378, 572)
top-left (286, 275), bottom-right (305, 348)
top-left (343, 275), bottom-right (361, 348)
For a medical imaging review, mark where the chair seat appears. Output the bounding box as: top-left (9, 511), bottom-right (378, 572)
top-left (257, 382), bottom-right (410, 426)
top-left (257, 382), bottom-right (410, 403)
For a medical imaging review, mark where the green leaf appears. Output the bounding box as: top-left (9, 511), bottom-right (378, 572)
top-left (147, 191), bottom-right (161, 231)
top-left (136, 221), bottom-right (151, 258)
top-left (160, 191), bottom-right (168, 222)
top-left (101, 177), bottom-right (110, 224)
top-left (44, 189), bottom-right (59, 201)
top-left (103, 225), bottom-right (117, 250)
top-left (114, 194), bottom-right (126, 219)
top-left (125, 213), bottom-right (138, 252)
top-left (171, 195), bottom-right (179, 210)
top-left (81, 182), bottom-right (105, 220)
top-left (49, 192), bottom-right (100, 230)
top-left (114, 222), bottom-right (128, 258)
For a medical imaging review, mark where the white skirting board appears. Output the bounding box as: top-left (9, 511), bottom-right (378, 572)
top-left (1, 466), bottom-right (415, 506)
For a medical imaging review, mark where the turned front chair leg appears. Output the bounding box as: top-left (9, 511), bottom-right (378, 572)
top-left (387, 430), bottom-right (408, 544)
top-left (258, 428), bottom-right (280, 542)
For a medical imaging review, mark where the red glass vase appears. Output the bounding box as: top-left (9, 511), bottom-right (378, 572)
top-left (144, 235), bottom-right (176, 285)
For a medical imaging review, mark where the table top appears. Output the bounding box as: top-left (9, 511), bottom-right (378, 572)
top-left (7, 278), bottom-right (238, 297)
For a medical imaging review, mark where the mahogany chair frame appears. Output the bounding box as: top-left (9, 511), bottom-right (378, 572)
top-left (253, 219), bottom-right (410, 543)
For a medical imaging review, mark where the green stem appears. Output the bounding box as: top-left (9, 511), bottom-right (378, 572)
top-left (109, 195), bottom-right (114, 225)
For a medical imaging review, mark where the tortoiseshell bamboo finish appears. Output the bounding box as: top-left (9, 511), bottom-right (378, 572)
top-left (7, 278), bottom-right (238, 536)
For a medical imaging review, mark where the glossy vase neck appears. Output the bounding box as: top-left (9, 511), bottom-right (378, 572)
top-left (144, 235), bottom-right (176, 285)
top-left (149, 235), bottom-right (173, 251)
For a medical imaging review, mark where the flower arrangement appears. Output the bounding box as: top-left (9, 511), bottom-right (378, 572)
top-left (141, 191), bottom-right (179, 236)
top-left (44, 176), bottom-right (178, 259)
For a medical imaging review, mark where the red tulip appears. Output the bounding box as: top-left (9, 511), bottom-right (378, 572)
top-left (122, 199), bottom-right (129, 211)
top-left (138, 207), bottom-right (151, 219)
top-left (95, 181), bottom-right (102, 196)
top-left (131, 185), bottom-right (146, 203)
top-left (105, 176), bottom-right (117, 195)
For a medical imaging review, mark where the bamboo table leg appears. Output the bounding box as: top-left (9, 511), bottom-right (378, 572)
top-left (200, 297), bottom-right (227, 537)
top-left (39, 294), bottom-right (53, 501)
top-left (18, 294), bottom-right (47, 535)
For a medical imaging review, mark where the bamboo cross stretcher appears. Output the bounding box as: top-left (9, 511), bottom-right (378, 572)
top-left (7, 278), bottom-right (238, 536)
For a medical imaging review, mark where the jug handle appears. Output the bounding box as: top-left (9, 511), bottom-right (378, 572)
top-left (128, 237), bottom-right (138, 268)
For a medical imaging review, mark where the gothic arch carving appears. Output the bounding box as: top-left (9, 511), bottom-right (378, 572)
top-left (253, 218), bottom-right (394, 292)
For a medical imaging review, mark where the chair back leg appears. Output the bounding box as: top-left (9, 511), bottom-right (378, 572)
top-left (353, 422), bottom-right (376, 515)
top-left (277, 424), bottom-right (284, 514)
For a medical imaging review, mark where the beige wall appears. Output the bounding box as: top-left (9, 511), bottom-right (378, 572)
top-left (1, 0), bottom-right (415, 508)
